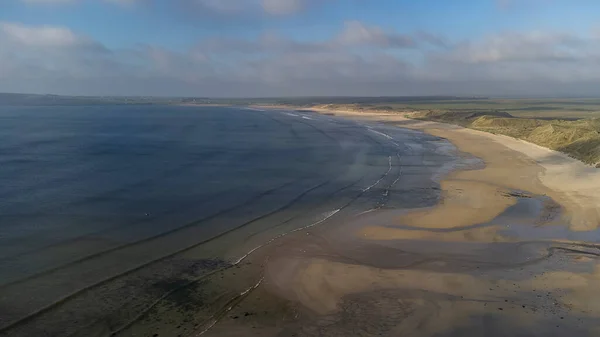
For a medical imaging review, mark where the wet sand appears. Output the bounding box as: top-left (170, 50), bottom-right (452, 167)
top-left (191, 106), bottom-right (600, 337)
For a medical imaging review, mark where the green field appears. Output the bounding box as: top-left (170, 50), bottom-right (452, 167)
top-left (375, 99), bottom-right (600, 119)
top-left (263, 97), bottom-right (600, 120)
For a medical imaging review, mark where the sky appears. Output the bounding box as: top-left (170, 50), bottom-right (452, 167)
top-left (1, 0), bottom-right (600, 97)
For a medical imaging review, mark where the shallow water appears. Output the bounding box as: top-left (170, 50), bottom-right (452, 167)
top-left (0, 105), bottom-right (459, 337)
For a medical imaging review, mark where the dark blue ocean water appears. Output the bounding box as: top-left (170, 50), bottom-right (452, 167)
top-left (0, 105), bottom-right (349, 256)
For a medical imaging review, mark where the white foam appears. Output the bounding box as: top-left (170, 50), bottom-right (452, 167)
top-left (362, 156), bottom-right (392, 192)
top-left (195, 278), bottom-right (264, 336)
top-left (368, 128), bottom-right (394, 140)
top-left (232, 209), bottom-right (341, 266)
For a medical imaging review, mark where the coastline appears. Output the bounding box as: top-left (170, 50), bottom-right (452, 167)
top-left (2, 104), bottom-right (598, 336)
top-left (71, 103), bottom-right (600, 337)
top-left (202, 104), bottom-right (600, 337)
top-left (279, 105), bottom-right (600, 232)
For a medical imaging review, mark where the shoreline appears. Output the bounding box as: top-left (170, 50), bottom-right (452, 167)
top-left (6, 104), bottom-right (600, 337)
top-left (266, 105), bottom-right (600, 232)
top-left (208, 104), bottom-right (600, 336)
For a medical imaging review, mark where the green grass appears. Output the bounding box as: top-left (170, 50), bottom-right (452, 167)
top-left (408, 110), bottom-right (600, 166)
top-left (268, 98), bottom-right (600, 119)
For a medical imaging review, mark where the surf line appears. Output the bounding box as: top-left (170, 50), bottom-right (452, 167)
top-left (387, 152), bottom-right (403, 192)
top-left (232, 209), bottom-right (340, 265)
top-left (366, 126), bottom-right (400, 147)
top-left (368, 128), bottom-right (394, 140)
top-left (194, 277), bottom-right (265, 336)
top-left (194, 209), bottom-right (340, 336)
top-left (362, 156), bottom-right (392, 192)
top-left (357, 151), bottom-right (402, 215)
top-left (378, 151), bottom-right (402, 206)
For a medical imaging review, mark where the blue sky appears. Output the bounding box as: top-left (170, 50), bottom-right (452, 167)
top-left (1, 0), bottom-right (600, 96)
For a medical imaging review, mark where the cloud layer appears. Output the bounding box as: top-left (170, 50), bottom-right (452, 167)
top-left (19, 0), bottom-right (324, 16)
top-left (3, 2), bottom-right (600, 96)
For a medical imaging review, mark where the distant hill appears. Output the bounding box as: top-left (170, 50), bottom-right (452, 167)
top-left (0, 93), bottom-right (489, 107)
top-left (0, 93), bottom-right (182, 106)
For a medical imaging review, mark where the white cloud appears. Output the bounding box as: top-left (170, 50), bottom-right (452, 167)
top-left (496, 0), bottom-right (552, 10)
top-left (18, 0), bottom-right (144, 7)
top-left (18, 0), bottom-right (319, 15)
top-left (4, 20), bottom-right (600, 96)
top-left (20, 0), bottom-right (76, 3)
top-left (336, 21), bottom-right (415, 48)
top-left (191, 0), bottom-right (250, 13)
top-left (261, 0), bottom-right (304, 15)
top-left (451, 32), bottom-right (585, 63)
top-left (0, 21), bottom-right (112, 83)
top-left (20, 0), bottom-right (137, 3)
top-left (103, 0), bottom-right (140, 5)
top-left (0, 22), bottom-right (103, 50)
top-left (198, 21), bottom-right (418, 56)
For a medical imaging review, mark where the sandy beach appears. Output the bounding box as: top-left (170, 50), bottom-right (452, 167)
top-left (306, 107), bottom-right (600, 231)
top-left (194, 105), bottom-right (600, 337)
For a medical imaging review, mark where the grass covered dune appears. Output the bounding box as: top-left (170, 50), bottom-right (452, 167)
top-left (408, 110), bottom-right (600, 166)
